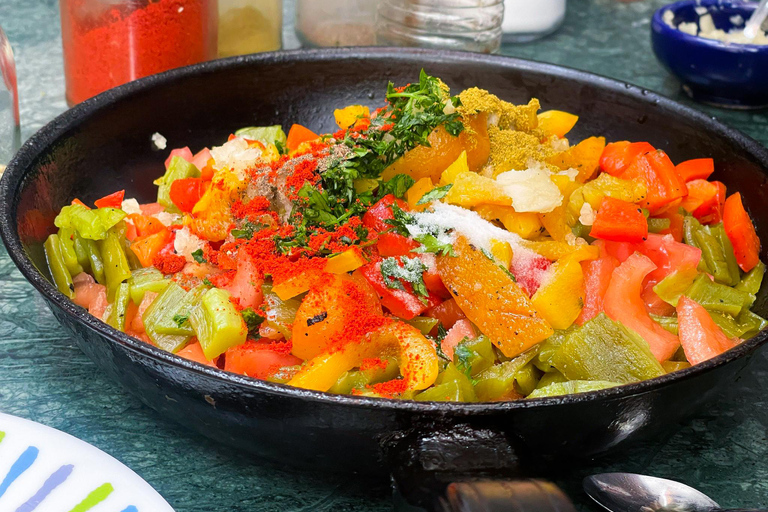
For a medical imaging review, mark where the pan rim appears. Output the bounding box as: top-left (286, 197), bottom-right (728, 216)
top-left (2, 46), bottom-right (767, 413)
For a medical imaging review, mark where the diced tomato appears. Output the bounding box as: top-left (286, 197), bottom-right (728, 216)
top-left (416, 253), bottom-right (451, 298)
top-left (73, 273), bottom-right (107, 310)
top-left (192, 148), bottom-right (212, 171)
top-left (425, 297), bottom-right (467, 330)
top-left (377, 232), bottom-right (420, 257)
top-left (604, 252), bottom-right (680, 362)
top-left (177, 341), bottom-right (218, 368)
top-left (600, 141), bottom-right (655, 176)
top-left (88, 286), bottom-right (109, 320)
top-left (637, 233), bottom-right (702, 289)
top-left (94, 190), bottom-right (125, 209)
top-left (140, 202), bottom-right (165, 215)
top-left (224, 340), bottom-right (302, 379)
top-left (223, 251), bottom-right (263, 309)
top-left (132, 291), bottom-right (158, 333)
top-left (359, 261), bottom-right (436, 320)
top-left (286, 124), bottom-right (319, 151)
top-left (441, 319), bottom-right (476, 360)
top-left (164, 147), bottom-right (194, 169)
top-left (128, 213), bottom-right (165, 238)
top-left (676, 158), bottom-right (714, 182)
top-left (677, 296), bottom-right (738, 365)
top-left (621, 150), bottom-right (688, 214)
top-left (602, 240), bottom-right (634, 263)
top-left (723, 192), bottom-right (761, 272)
top-left (576, 242), bottom-right (618, 325)
top-left (590, 197), bottom-right (648, 243)
top-left (363, 195), bottom-right (410, 232)
top-left (510, 254), bottom-right (551, 296)
top-left (642, 288), bottom-right (676, 316)
top-left (123, 301), bottom-right (140, 331)
top-left (169, 177), bottom-right (206, 213)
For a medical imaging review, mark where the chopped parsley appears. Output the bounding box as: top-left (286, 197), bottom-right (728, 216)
top-left (378, 174), bottom-right (415, 200)
top-left (172, 314), bottom-right (189, 327)
top-left (380, 256), bottom-right (429, 298)
top-left (481, 248), bottom-right (517, 282)
top-left (232, 221), bottom-right (268, 240)
top-left (454, 340), bottom-right (475, 379)
top-left (191, 249), bottom-right (206, 264)
top-left (242, 308), bottom-right (266, 337)
top-left (412, 234), bottom-right (456, 257)
top-left (417, 184), bottom-right (452, 205)
top-left (202, 278), bottom-right (213, 287)
top-left (431, 323), bottom-right (451, 363)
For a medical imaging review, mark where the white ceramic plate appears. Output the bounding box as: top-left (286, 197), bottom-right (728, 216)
top-left (0, 413), bottom-right (174, 512)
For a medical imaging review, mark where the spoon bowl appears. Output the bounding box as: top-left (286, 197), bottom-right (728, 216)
top-left (584, 473), bottom-right (720, 512)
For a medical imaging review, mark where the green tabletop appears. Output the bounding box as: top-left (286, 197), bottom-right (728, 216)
top-left (1, 0), bottom-right (767, 510)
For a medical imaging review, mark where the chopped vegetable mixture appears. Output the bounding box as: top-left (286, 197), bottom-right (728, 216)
top-left (44, 71), bottom-right (766, 401)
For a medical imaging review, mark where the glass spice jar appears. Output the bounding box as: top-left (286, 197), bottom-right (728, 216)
top-left (295, 0), bottom-right (378, 47)
top-left (502, 0), bottom-right (566, 43)
top-left (218, 0), bottom-right (282, 57)
top-left (60, 0), bottom-right (218, 106)
top-left (376, 0), bottom-right (504, 53)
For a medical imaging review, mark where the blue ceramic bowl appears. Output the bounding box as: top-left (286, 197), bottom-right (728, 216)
top-left (652, 0), bottom-right (768, 109)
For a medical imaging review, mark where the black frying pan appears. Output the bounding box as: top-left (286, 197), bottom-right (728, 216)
top-left (1, 48), bottom-right (767, 511)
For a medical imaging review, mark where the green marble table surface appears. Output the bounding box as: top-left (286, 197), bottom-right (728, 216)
top-left (2, 0), bottom-right (768, 510)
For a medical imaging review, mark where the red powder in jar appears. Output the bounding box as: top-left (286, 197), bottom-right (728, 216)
top-left (60, 0), bottom-right (217, 105)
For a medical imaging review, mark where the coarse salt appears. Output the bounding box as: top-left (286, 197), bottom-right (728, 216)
top-left (495, 161), bottom-right (563, 213)
top-left (151, 132), bottom-right (167, 150)
top-left (173, 226), bottom-right (205, 262)
top-left (210, 136), bottom-right (264, 179)
top-left (120, 198), bottom-right (142, 215)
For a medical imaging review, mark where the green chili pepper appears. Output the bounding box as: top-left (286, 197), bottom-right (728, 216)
top-left (189, 288), bottom-right (247, 360)
top-left (44, 234), bottom-right (75, 299)
top-left (143, 283), bottom-right (190, 353)
top-left (650, 314), bottom-right (679, 335)
top-left (527, 380), bottom-right (619, 398)
top-left (262, 284), bottom-right (301, 339)
top-left (736, 261), bottom-right (765, 295)
top-left (685, 217), bottom-right (740, 286)
top-left (405, 316), bottom-right (440, 335)
top-left (513, 362), bottom-right (541, 396)
top-left (535, 370), bottom-right (568, 390)
top-left (75, 234), bottom-right (106, 285)
top-left (128, 267), bottom-right (170, 304)
top-left (152, 285), bottom-right (207, 336)
top-left (661, 360), bottom-right (690, 373)
top-left (684, 274), bottom-right (754, 316)
top-left (552, 313), bottom-right (665, 383)
top-left (647, 217), bottom-right (671, 234)
top-left (329, 357), bottom-right (399, 395)
top-left (454, 335), bottom-right (496, 377)
top-left (533, 329), bottom-right (572, 372)
top-left (57, 228), bottom-right (83, 276)
top-left (653, 268), bottom-right (699, 307)
top-left (474, 348), bottom-right (538, 401)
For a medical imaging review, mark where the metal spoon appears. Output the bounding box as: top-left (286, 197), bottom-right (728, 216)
top-left (583, 473), bottom-right (767, 512)
top-left (743, 0), bottom-right (768, 40)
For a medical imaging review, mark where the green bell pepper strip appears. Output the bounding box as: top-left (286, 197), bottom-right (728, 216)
top-left (684, 274), bottom-right (754, 317)
top-left (44, 234), bottom-right (75, 299)
top-left (552, 313), bottom-right (665, 384)
top-left (454, 335), bottom-right (496, 378)
top-left (514, 362), bottom-right (541, 396)
top-left (54, 204), bottom-right (126, 240)
top-left (143, 283), bottom-right (191, 353)
top-left (661, 360), bottom-right (690, 373)
top-left (107, 282), bottom-right (131, 331)
top-left (128, 267), bottom-right (170, 304)
top-left (736, 261), bottom-right (765, 295)
top-left (189, 288), bottom-right (248, 360)
top-left (72, 233), bottom-right (92, 272)
top-left (154, 156), bottom-right (201, 212)
top-left (535, 370), bottom-right (568, 390)
top-left (527, 380), bottom-right (619, 398)
top-left (262, 284), bottom-right (301, 339)
top-left (98, 228), bottom-right (132, 301)
top-left (647, 217), bottom-right (671, 234)
top-left (405, 316), bottom-right (440, 335)
top-left (74, 234), bottom-right (106, 285)
top-left (329, 357), bottom-right (400, 395)
top-left (533, 329), bottom-right (571, 372)
top-left (152, 285), bottom-right (207, 336)
top-left (57, 228), bottom-right (84, 276)
top-left (653, 268), bottom-right (698, 307)
top-left (235, 125), bottom-right (287, 147)
top-left (474, 348), bottom-right (539, 401)
top-left (416, 363), bottom-right (476, 402)
top-left (650, 314), bottom-right (679, 335)
top-left (685, 217), bottom-right (740, 286)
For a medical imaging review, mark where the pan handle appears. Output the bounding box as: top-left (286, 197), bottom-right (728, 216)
top-left (437, 479), bottom-right (577, 512)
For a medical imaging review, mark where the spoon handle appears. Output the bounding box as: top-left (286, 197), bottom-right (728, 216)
top-left (744, 0), bottom-right (768, 38)
top-left (721, 509), bottom-right (768, 511)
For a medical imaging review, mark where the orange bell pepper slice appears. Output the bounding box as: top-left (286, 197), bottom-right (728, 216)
top-left (589, 196), bottom-right (648, 243)
top-left (600, 141), bottom-right (655, 176)
top-left (130, 228), bottom-right (171, 268)
top-left (676, 158), bottom-right (714, 182)
top-left (723, 192), bottom-right (761, 272)
top-left (94, 190), bottom-right (125, 209)
top-left (286, 124), bottom-right (319, 151)
top-left (620, 150), bottom-right (687, 214)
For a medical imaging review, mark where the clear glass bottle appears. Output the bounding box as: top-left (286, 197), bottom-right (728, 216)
top-left (60, 0), bottom-right (218, 105)
top-left (502, 0), bottom-right (566, 43)
top-left (295, 0), bottom-right (378, 47)
top-left (218, 0), bottom-right (282, 57)
top-left (376, 0), bottom-right (504, 54)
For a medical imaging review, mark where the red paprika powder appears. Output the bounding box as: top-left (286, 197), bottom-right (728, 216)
top-left (60, 0), bottom-right (218, 105)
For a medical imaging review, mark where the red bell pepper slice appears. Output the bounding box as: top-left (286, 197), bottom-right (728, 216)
top-left (685, 180), bottom-right (726, 225)
top-left (224, 340), bottom-right (302, 378)
top-left (169, 178), bottom-right (206, 213)
top-left (286, 124), bottom-right (319, 151)
top-left (590, 196), bottom-right (648, 243)
top-left (620, 150), bottom-right (688, 214)
top-left (723, 192), bottom-right (761, 272)
top-left (94, 190), bottom-right (125, 209)
top-left (576, 241), bottom-right (618, 325)
top-left (358, 260), bottom-right (439, 320)
top-left (425, 297), bottom-right (467, 330)
top-left (675, 158), bottom-right (714, 182)
top-left (600, 141), bottom-right (655, 176)
top-left (376, 232), bottom-right (420, 257)
top-left (363, 194), bottom-right (410, 232)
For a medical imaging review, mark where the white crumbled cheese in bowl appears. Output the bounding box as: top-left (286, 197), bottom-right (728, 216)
top-left (663, 8), bottom-right (768, 45)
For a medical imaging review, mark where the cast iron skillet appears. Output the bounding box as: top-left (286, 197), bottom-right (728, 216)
top-left (2, 48), bottom-right (768, 510)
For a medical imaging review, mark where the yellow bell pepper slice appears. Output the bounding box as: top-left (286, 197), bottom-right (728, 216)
top-left (334, 105), bottom-right (370, 130)
top-left (490, 239), bottom-right (513, 268)
top-left (567, 173), bottom-right (647, 225)
top-left (520, 240), bottom-right (599, 262)
top-left (537, 110), bottom-right (579, 139)
top-left (273, 250), bottom-right (369, 301)
top-left (475, 205), bottom-right (543, 239)
top-left (538, 174), bottom-right (582, 241)
top-left (547, 136), bottom-right (606, 182)
top-left (439, 150), bottom-right (469, 185)
top-left (325, 248), bottom-right (368, 274)
top-left (531, 255), bottom-right (585, 330)
top-left (406, 177), bottom-right (435, 211)
top-left (288, 322), bottom-right (439, 392)
top-left (443, 172), bottom-right (511, 208)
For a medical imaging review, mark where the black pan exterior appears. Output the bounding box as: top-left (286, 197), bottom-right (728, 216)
top-left (2, 48), bottom-right (767, 476)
